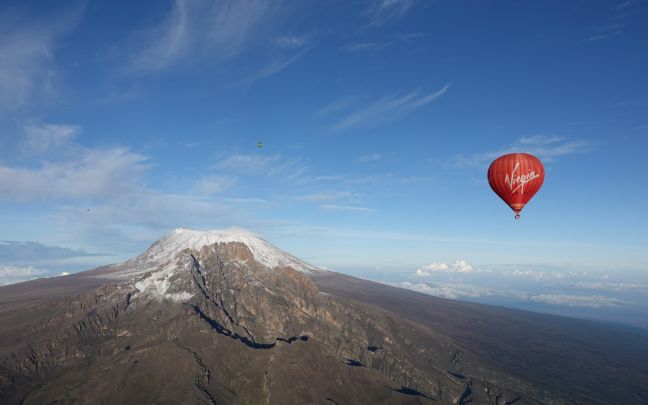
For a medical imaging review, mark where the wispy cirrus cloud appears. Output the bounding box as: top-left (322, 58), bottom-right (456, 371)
top-left (0, 25), bottom-right (55, 111)
top-left (298, 192), bottom-right (353, 202)
top-left (215, 154), bottom-right (306, 181)
top-left (275, 34), bottom-right (309, 50)
top-left (454, 135), bottom-right (592, 169)
top-left (586, 29), bottom-right (622, 42)
top-left (125, 0), bottom-right (311, 86)
top-left (22, 123), bottom-right (80, 153)
top-left (129, 0), bottom-right (277, 72)
top-left (191, 174), bottom-right (238, 196)
top-left (0, 241), bottom-right (103, 263)
top-left (308, 172), bottom-right (430, 186)
top-left (585, 1), bottom-right (635, 41)
top-left (342, 41), bottom-right (394, 53)
top-left (615, 1), bottom-right (632, 10)
top-left (321, 204), bottom-right (376, 213)
top-left (342, 32), bottom-right (423, 53)
top-left (315, 96), bottom-right (358, 117)
top-left (326, 84), bottom-right (450, 131)
top-left (365, 0), bottom-right (417, 27)
top-left (233, 47), bottom-right (310, 87)
top-left (215, 154), bottom-right (271, 173)
top-left (0, 7), bottom-right (81, 111)
top-left (356, 153), bottom-right (382, 163)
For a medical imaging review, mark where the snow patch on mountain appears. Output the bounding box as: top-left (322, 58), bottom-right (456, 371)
top-left (133, 260), bottom-right (191, 302)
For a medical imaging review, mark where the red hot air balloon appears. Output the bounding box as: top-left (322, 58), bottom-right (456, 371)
top-left (487, 153), bottom-right (545, 219)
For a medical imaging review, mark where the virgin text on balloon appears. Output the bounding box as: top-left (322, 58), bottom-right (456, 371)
top-left (505, 162), bottom-right (541, 195)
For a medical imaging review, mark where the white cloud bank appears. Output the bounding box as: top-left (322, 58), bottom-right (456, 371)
top-left (398, 282), bottom-right (495, 300)
top-left (0, 147), bottom-right (149, 201)
top-left (574, 281), bottom-right (648, 291)
top-left (398, 282), bottom-right (631, 309)
top-left (0, 122), bottom-right (151, 202)
top-left (529, 294), bottom-right (627, 308)
top-left (0, 265), bottom-right (49, 286)
top-left (415, 260), bottom-right (472, 276)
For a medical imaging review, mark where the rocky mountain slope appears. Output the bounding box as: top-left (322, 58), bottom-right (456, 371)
top-left (1, 229), bottom-right (647, 404)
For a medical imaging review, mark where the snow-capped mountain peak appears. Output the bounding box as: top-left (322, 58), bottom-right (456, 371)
top-left (106, 228), bottom-right (322, 279)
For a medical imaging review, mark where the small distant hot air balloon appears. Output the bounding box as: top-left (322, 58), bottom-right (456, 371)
top-left (257, 141), bottom-right (263, 149)
top-left (487, 153), bottom-right (544, 219)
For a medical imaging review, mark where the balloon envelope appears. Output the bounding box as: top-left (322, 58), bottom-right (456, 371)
top-left (487, 153), bottom-right (544, 218)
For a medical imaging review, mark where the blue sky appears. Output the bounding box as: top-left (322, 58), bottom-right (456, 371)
top-left (1, 0), bottom-right (647, 322)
